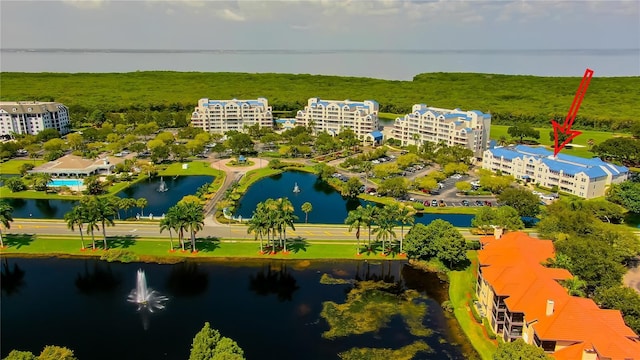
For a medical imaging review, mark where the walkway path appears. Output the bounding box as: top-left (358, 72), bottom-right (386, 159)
top-left (204, 157), bottom-right (269, 224)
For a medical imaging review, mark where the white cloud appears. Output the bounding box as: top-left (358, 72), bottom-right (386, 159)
top-left (62, 0), bottom-right (106, 9)
top-left (218, 8), bottom-right (246, 21)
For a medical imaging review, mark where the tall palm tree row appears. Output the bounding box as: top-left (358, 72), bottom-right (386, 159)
top-left (64, 206), bottom-right (86, 250)
top-left (246, 198), bottom-right (298, 254)
top-left (345, 205), bottom-right (365, 255)
top-left (0, 201), bottom-right (14, 248)
top-left (346, 203), bottom-right (415, 256)
top-left (161, 199), bottom-right (204, 253)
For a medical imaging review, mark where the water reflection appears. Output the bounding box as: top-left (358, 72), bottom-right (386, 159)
top-left (35, 199), bottom-right (59, 218)
top-left (249, 263), bottom-right (299, 301)
top-left (166, 262), bottom-right (208, 297)
top-left (75, 261), bottom-right (121, 295)
top-left (1, 258), bottom-right (26, 296)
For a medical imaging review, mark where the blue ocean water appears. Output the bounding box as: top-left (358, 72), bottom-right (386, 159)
top-left (1, 48), bottom-right (638, 80)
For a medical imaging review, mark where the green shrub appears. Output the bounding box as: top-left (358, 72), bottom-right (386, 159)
top-left (412, 202), bottom-right (425, 210)
top-left (469, 299), bottom-right (483, 323)
top-left (100, 249), bottom-right (139, 263)
top-left (466, 240), bottom-right (481, 250)
top-left (483, 318), bottom-right (497, 339)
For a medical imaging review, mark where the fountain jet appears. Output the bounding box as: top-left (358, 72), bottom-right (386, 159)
top-left (127, 269), bottom-right (168, 313)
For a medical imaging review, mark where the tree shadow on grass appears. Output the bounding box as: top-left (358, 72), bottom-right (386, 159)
top-left (3, 234), bottom-right (35, 249)
top-left (196, 236), bottom-right (221, 253)
top-left (108, 235), bottom-right (137, 249)
top-left (288, 238), bottom-right (310, 254)
top-left (361, 241), bottom-right (382, 256)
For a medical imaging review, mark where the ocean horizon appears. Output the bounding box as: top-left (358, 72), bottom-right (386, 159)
top-left (1, 48), bottom-right (638, 80)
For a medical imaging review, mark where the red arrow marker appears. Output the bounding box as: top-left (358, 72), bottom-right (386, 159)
top-left (552, 68), bottom-right (594, 156)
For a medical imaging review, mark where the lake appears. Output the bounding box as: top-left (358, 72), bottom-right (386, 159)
top-left (235, 171), bottom-right (475, 226)
top-left (4, 176), bottom-right (213, 219)
top-left (0, 257), bottom-right (472, 360)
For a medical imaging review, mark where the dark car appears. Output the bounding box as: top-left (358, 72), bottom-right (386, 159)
top-left (462, 199), bottom-right (470, 206)
top-left (475, 200), bottom-right (484, 206)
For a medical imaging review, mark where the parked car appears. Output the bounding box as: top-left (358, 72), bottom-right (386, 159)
top-left (439, 200), bottom-right (446, 207)
top-left (423, 200), bottom-right (431, 207)
top-left (475, 200), bottom-right (484, 206)
top-left (462, 199), bottom-right (470, 206)
top-left (431, 199), bottom-right (438, 207)
top-left (451, 174), bottom-right (463, 179)
top-left (430, 189), bottom-right (440, 195)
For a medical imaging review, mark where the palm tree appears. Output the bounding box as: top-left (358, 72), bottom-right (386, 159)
top-left (96, 196), bottom-right (118, 249)
top-left (497, 135), bottom-right (509, 146)
top-left (360, 204), bottom-right (378, 250)
top-left (137, 197), bottom-right (148, 217)
top-left (361, 161), bottom-right (373, 183)
top-left (159, 216), bottom-right (175, 251)
top-left (395, 204), bottom-right (416, 254)
top-left (275, 198), bottom-right (297, 253)
top-left (0, 201), bottom-right (14, 248)
top-left (184, 202), bottom-right (204, 252)
top-left (301, 202), bottom-right (313, 223)
top-left (587, 138), bottom-right (595, 150)
top-left (345, 206), bottom-right (365, 255)
top-left (79, 200), bottom-right (100, 251)
top-left (64, 206), bottom-right (86, 250)
top-left (373, 207), bottom-right (396, 255)
top-left (166, 206), bottom-right (187, 251)
top-left (247, 203), bottom-right (269, 253)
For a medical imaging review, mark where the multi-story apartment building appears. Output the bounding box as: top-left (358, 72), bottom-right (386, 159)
top-left (295, 98), bottom-right (379, 140)
top-left (482, 145), bottom-right (628, 199)
top-left (476, 231), bottom-right (640, 359)
top-left (0, 101), bottom-right (70, 136)
top-left (190, 98), bottom-right (273, 134)
top-left (392, 104), bottom-right (491, 158)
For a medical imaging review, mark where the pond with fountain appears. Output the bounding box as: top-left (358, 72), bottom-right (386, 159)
top-left (235, 171), bottom-right (476, 227)
top-left (0, 257), bottom-right (474, 359)
top-left (4, 175), bottom-right (213, 219)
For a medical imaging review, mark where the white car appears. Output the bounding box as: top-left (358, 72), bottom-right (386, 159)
top-left (451, 174), bottom-right (463, 179)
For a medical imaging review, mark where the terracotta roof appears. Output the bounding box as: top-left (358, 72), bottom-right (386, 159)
top-left (478, 232), bottom-right (640, 360)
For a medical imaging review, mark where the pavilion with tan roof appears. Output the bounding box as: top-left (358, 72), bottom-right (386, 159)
top-left (28, 154), bottom-right (124, 178)
top-left (476, 231), bottom-right (640, 360)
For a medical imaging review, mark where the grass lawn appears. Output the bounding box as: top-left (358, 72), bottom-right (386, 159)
top-left (0, 187), bottom-right (82, 200)
top-left (490, 125), bottom-right (627, 158)
top-left (0, 159), bottom-right (47, 175)
top-left (0, 234), bottom-right (407, 261)
top-left (237, 167), bottom-right (283, 192)
top-left (158, 160), bottom-right (223, 176)
top-left (448, 251), bottom-right (497, 360)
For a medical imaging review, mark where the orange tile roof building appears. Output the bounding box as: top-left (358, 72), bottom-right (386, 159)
top-left (476, 231), bottom-right (640, 360)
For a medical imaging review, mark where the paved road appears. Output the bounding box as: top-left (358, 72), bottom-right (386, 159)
top-left (6, 219), bottom-right (484, 242)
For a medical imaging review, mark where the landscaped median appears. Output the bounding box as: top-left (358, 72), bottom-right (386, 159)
top-left (0, 234), bottom-right (409, 262)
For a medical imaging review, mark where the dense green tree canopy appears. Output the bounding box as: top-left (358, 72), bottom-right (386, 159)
top-left (497, 187), bottom-right (541, 217)
top-left (404, 220), bottom-right (467, 268)
top-left (607, 180), bottom-right (640, 214)
top-left (493, 339), bottom-right (551, 360)
top-left (507, 124), bottom-right (540, 143)
top-left (189, 323), bottom-right (245, 360)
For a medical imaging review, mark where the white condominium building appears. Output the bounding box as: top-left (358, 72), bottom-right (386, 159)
top-left (0, 101), bottom-right (70, 136)
top-left (482, 145), bottom-right (628, 199)
top-left (392, 104), bottom-right (491, 157)
top-left (295, 98), bottom-right (379, 139)
top-left (190, 98), bottom-right (273, 134)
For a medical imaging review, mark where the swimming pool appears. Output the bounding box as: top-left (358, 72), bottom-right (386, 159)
top-left (48, 179), bottom-right (84, 187)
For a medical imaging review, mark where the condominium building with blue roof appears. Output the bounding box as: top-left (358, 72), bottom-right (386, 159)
top-left (190, 98), bottom-right (273, 133)
top-left (391, 104), bottom-right (491, 157)
top-left (295, 98), bottom-right (379, 141)
top-left (482, 145), bottom-right (628, 198)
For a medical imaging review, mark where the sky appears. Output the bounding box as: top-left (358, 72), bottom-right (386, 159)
top-left (1, 0), bottom-right (639, 51)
